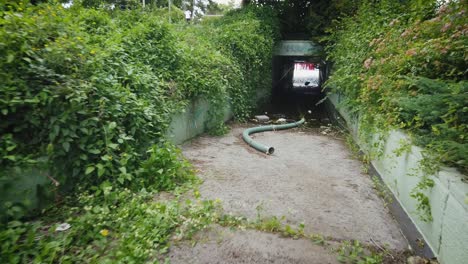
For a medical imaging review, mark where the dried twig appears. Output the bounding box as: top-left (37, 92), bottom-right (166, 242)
top-left (47, 174), bottom-right (60, 187)
top-left (370, 237), bottom-right (395, 260)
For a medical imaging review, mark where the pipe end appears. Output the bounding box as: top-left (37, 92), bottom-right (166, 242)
top-left (267, 147), bottom-right (275, 155)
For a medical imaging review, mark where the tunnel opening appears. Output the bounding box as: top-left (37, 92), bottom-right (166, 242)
top-left (265, 40), bottom-right (331, 126)
top-left (272, 55), bottom-right (325, 98)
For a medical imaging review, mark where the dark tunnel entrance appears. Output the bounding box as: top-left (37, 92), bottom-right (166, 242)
top-left (272, 56), bottom-right (326, 98)
top-left (268, 40), bottom-right (330, 121)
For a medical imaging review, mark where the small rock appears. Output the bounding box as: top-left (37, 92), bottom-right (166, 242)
top-left (276, 118), bottom-right (287, 123)
top-left (254, 115), bottom-right (270, 123)
top-left (407, 256), bottom-right (429, 264)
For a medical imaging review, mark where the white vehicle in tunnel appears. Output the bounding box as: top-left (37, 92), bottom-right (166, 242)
top-left (272, 40), bottom-right (328, 98)
top-left (292, 61), bottom-right (320, 89)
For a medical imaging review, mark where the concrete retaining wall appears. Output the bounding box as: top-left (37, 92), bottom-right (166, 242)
top-left (1, 97), bottom-right (233, 220)
top-left (166, 97), bottom-right (233, 144)
top-left (329, 93), bottom-right (468, 264)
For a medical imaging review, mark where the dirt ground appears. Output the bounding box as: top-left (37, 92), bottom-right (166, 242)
top-left (169, 124), bottom-right (409, 263)
top-left (167, 225), bottom-right (340, 264)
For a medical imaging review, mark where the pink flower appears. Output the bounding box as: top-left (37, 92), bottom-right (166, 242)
top-left (441, 23), bottom-right (452, 33)
top-left (401, 29), bottom-right (411, 38)
top-left (389, 19), bottom-right (399, 27)
top-left (405, 49), bottom-right (417, 56)
top-left (364, 58), bottom-right (373, 69)
top-left (440, 47), bottom-right (449, 54)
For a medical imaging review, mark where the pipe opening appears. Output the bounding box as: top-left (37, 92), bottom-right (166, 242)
top-left (267, 147), bottom-right (275, 155)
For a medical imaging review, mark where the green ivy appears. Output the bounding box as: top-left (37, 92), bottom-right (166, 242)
top-left (325, 0), bottom-right (467, 221)
top-left (0, 187), bottom-right (219, 263)
top-left (0, 1), bottom-right (280, 261)
top-left (0, 1), bottom-right (279, 222)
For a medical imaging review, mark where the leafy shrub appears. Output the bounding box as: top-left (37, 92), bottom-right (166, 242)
top-left (174, 24), bottom-right (240, 133)
top-left (0, 3), bottom-right (181, 196)
top-left (211, 6), bottom-right (280, 120)
top-left (0, 1), bottom-right (279, 221)
top-left (0, 188), bottom-right (218, 263)
top-left (325, 0), bottom-right (467, 175)
top-left (0, 1), bottom-right (279, 261)
top-left (137, 142), bottom-right (196, 190)
top-left (325, 0), bottom-right (467, 221)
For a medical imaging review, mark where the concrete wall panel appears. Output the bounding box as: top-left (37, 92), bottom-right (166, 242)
top-left (329, 93), bottom-right (468, 264)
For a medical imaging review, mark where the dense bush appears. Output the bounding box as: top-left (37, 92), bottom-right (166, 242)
top-left (175, 6), bottom-right (280, 122)
top-left (0, 1), bottom-right (279, 262)
top-left (0, 1), bottom-right (279, 220)
top-left (325, 0), bottom-right (467, 221)
top-left (325, 0), bottom-right (467, 175)
top-left (0, 4), bottom-right (185, 213)
top-left (0, 187), bottom-right (218, 263)
top-left (211, 6), bottom-right (280, 119)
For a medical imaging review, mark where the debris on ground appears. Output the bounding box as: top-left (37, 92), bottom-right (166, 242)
top-left (406, 256), bottom-right (439, 264)
top-left (276, 118), bottom-right (287, 124)
top-left (320, 125), bottom-right (333, 135)
top-left (55, 223), bottom-right (71, 232)
top-left (254, 115), bottom-right (270, 123)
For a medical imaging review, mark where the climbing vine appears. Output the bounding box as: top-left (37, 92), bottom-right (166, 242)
top-left (0, 1), bottom-right (280, 262)
top-left (0, 1), bottom-right (279, 218)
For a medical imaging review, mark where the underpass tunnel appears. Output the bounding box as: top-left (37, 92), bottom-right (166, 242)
top-left (268, 40), bottom-right (330, 122)
top-left (272, 55), bottom-right (326, 98)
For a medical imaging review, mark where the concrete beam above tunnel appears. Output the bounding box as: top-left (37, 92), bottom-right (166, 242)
top-left (274, 40), bottom-right (324, 57)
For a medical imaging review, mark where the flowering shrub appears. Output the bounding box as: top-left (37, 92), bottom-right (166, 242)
top-left (326, 0), bottom-right (467, 176)
top-left (326, 0), bottom-right (466, 221)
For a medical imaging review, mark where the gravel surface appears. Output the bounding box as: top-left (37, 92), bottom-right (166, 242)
top-left (169, 124), bottom-right (409, 263)
top-left (168, 225), bottom-right (340, 264)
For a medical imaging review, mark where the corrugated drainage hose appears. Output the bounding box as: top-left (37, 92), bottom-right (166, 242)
top-left (242, 118), bottom-right (305, 155)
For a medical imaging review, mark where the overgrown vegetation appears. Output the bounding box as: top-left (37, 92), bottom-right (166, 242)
top-left (244, 0), bottom-right (361, 39)
top-left (0, 1), bottom-right (279, 261)
top-left (0, 187), bottom-right (221, 263)
top-left (0, 0), bottom-right (278, 217)
top-left (326, 0), bottom-right (466, 174)
top-left (325, 0), bottom-right (467, 220)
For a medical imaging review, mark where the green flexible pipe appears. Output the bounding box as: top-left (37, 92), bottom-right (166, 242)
top-left (242, 118), bottom-right (305, 155)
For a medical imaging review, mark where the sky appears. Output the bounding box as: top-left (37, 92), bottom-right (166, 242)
top-left (62, 0), bottom-right (243, 10)
top-left (213, 0), bottom-right (242, 8)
